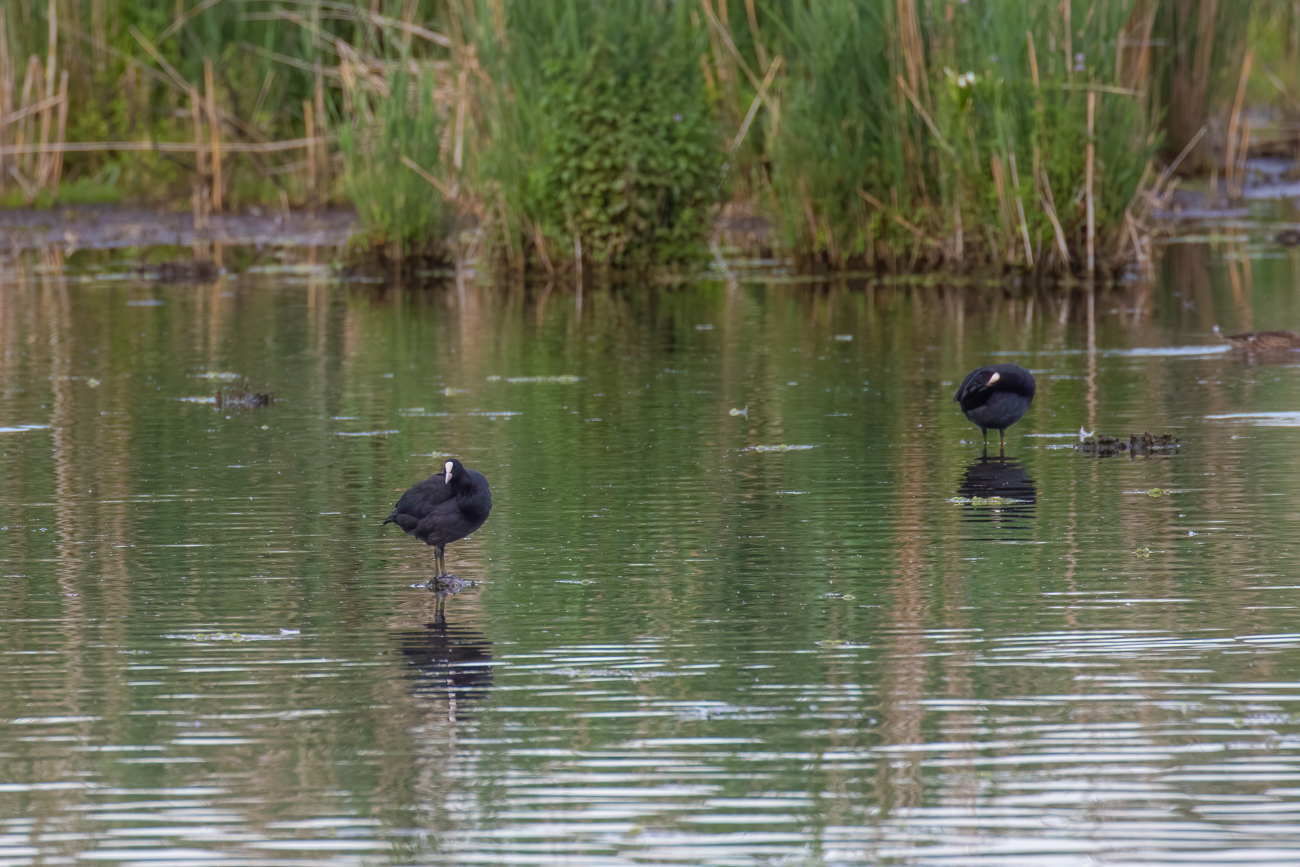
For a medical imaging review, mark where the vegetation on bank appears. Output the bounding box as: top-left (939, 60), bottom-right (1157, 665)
top-left (0, 0), bottom-right (1283, 275)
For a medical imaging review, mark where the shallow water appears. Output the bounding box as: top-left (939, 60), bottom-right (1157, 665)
top-left (4, 244), bottom-right (1300, 865)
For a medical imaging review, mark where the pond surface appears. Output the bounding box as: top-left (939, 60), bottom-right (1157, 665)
top-left (4, 240), bottom-right (1300, 866)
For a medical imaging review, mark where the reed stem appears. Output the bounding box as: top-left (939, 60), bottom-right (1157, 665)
top-left (205, 58), bottom-right (222, 214)
top-left (1086, 88), bottom-right (1096, 278)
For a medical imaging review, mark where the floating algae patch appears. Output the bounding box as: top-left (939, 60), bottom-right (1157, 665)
top-left (742, 444), bottom-right (818, 453)
top-left (216, 389), bottom-right (273, 410)
top-left (949, 495), bottom-right (1033, 505)
top-left (165, 630), bottom-right (300, 642)
top-left (1077, 432), bottom-right (1180, 457)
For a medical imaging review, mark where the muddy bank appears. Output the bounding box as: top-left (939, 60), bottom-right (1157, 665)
top-left (3, 169), bottom-right (1299, 266)
top-left (0, 203), bottom-right (779, 259)
top-left (0, 206), bottom-right (356, 253)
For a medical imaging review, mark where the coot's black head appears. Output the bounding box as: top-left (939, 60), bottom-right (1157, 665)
top-left (443, 458), bottom-right (466, 485)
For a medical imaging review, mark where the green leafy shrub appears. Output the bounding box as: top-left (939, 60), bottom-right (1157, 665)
top-left (474, 0), bottom-right (721, 270)
top-left (531, 37), bottom-right (719, 266)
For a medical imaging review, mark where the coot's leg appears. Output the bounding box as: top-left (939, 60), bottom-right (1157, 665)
top-left (435, 544), bottom-right (447, 577)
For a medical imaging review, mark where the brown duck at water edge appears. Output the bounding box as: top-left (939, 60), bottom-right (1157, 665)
top-left (1213, 326), bottom-right (1300, 352)
top-left (384, 459), bottom-right (492, 578)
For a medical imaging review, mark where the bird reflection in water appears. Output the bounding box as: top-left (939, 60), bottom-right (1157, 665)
top-left (956, 455), bottom-right (1037, 531)
top-left (393, 604), bottom-right (494, 715)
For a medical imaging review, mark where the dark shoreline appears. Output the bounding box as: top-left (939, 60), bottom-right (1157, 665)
top-left (0, 173), bottom-right (1294, 265)
top-left (0, 206), bottom-right (357, 253)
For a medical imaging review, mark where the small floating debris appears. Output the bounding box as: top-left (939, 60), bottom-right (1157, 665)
top-left (1076, 431), bottom-right (1180, 458)
top-left (0, 424), bottom-right (49, 434)
top-left (399, 408), bottom-right (451, 417)
top-left (742, 444), bottom-right (817, 453)
top-left (215, 388), bottom-right (273, 410)
top-left (948, 495), bottom-right (1033, 505)
top-left (729, 405), bottom-right (749, 418)
top-left (134, 259), bottom-right (221, 284)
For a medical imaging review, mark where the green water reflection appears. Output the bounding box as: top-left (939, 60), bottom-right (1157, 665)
top-left (3, 242), bottom-right (1300, 864)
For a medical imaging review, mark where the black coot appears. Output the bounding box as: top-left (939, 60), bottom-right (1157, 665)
top-left (384, 458), bottom-right (492, 577)
top-left (954, 363), bottom-right (1036, 448)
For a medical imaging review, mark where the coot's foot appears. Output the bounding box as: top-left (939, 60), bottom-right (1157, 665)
top-left (427, 574), bottom-right (466, 597)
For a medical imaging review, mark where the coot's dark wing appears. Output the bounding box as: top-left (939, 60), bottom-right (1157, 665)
top-left (462, 468), bottom-right (493, 518)
top-left (415, 497), bottom-right (487, 547)
top-left (384, 473), bottom-right (454, 533)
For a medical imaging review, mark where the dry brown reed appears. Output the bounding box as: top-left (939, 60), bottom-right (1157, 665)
top-left (205, 58), bottom-right (222, 214)
top-left (0, 14), bottom-right (69, 205)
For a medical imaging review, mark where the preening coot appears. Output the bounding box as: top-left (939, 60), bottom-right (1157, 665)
top-left (384, 459), bottom-right (492, 577)
top-left (954, 363), bottom-right (1037, 448)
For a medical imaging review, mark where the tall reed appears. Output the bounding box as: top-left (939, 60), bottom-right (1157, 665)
top-left (338, 62), bottom-right (450, 258)
top-left (760, 0), bottom-right (1160, 274)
